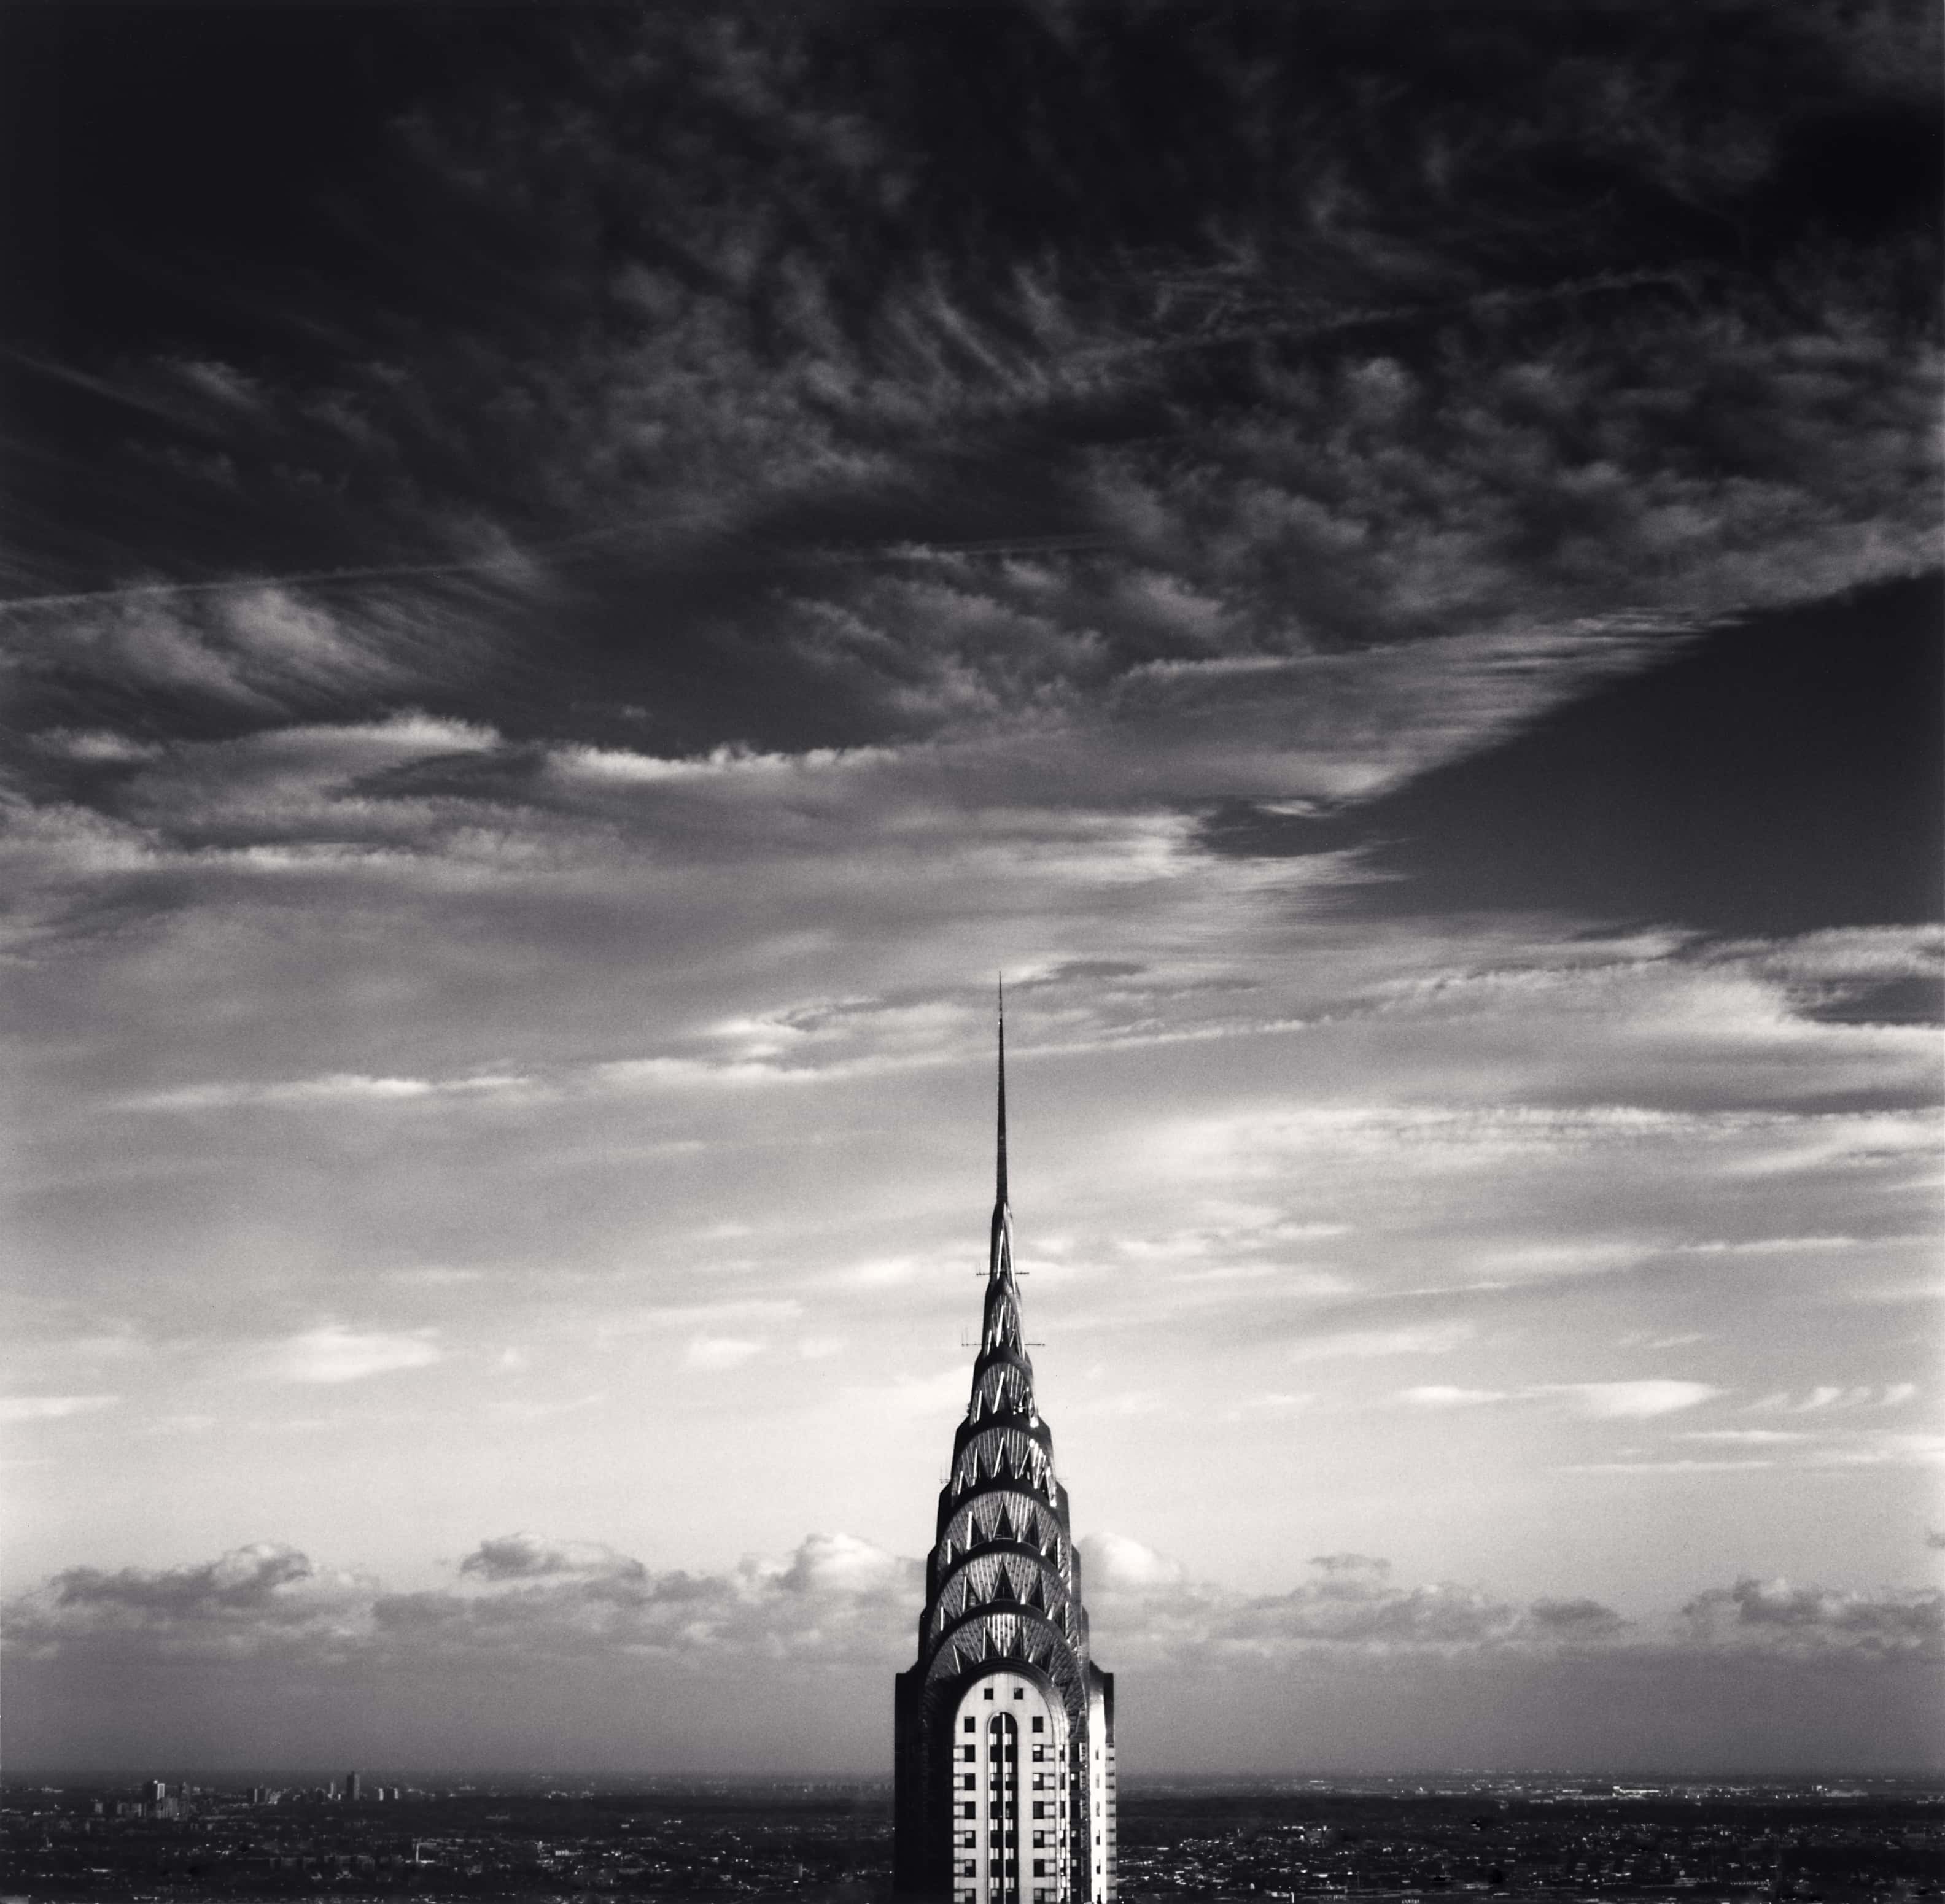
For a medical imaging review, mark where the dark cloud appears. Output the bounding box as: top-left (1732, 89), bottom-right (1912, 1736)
top-left (1208, 575), bottom-right (1943, 938)
top-left (5, 2), bottom-right (1936, 753)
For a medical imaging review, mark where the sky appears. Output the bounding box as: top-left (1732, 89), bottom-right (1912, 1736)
top-left (1, 2), bottom-right (1940, 1776)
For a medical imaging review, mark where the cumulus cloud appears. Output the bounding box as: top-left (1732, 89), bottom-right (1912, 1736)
top-left (15, 1534), bottom-right (1932, 1681)
top-left (1681, 1578), bottom-right (1943, 1660)
top-left (1074, 1542), bottom-right (1938, 1668)
top-left (10, 1534), bottom-right (921, 1674)
top-left (4, 1544), bottom-right (374, 1663)
top-left (8, 1534), bottom-right (1936, 1772)
top-left (458, 1535), bottom-right (647, 1585)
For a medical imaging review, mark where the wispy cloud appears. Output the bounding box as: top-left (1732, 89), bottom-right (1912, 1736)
top-left (682, 1336), bottom-right (766, 1373)
top-left (259, 1328), bottom-right (444, 1386)
top-left (1399, 1381), bottom-right (1723, 1419)
top-left (0, 1395), bottom-right (120, 1425)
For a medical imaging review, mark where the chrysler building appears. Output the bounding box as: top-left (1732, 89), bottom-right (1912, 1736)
top-left (894, 991), bottom-right (1117, 1903)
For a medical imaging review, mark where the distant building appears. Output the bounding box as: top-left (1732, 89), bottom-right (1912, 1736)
top-left (346, 1772), bottom-right (363, 1803)
top-left (895, 992), bottom-right (1117, 1904)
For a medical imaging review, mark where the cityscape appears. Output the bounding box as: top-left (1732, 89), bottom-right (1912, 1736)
top-left (4, 1774), bottom-right (1938, 1902)
top-left (3, 9), bottom-right (1939, 1904)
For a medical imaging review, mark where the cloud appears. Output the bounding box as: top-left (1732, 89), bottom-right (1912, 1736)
top-left (22, 1533), bottom-right (1920, 1677)
top-left (1075, 1547), bottom-right (1743, 1665)
top-left (0, 1395), bottom-right (120, 1424)
top-left (7, 1534), bottom-right (1936, 1774)
top-left (1681, 1579), bottom-right (1943, 1660)
top-left (131, 1069), bottom-right (532, 1113)
top-left (1679, 1429), bottom-right (1811, 1445)
top-left (1396, 1381), bottom-right (1723, 1419)
top-left (6, 584), bottom-right (473, 719)
top-left (1528, 1597), bottom-right (1629, 1639)
top-left (1548, 1381), bottom-right (1725, 1420)
top-left (1746, 1385), bottom-right (1919, 1414)
top-left (260, 1326), bottom-right (443, 1385)
top-left (1083, 1534), bottom-right (1189, 1595)
top-left (459, 1535), bottom-right (646, 1585)
top-left (5, 1544), bottom-right (373, 1662)
top-left (683, 1336), bottom-right (765, 1372)
top-left (5, 1532), bottom-right (928, 1679)
top-left (1399, 1386), bottom-right (1514, 1409)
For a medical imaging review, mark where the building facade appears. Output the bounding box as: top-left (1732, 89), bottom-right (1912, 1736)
top-left (894, 999), bottom-right (1116, 1904)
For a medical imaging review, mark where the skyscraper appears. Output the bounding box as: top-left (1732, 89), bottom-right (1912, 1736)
top-left (894, 991), bottom-right (1116, 1904)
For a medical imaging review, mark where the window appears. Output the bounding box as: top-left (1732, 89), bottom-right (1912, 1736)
top-left (961, 1747), bottom-right (976, 1762)
top-left (1014, 1687), bottom-right (1025, 1699)
top-left (964, 1717), bottom-right (976, 1732)
top-left (984, 1686), bottom-right (995, 1700)
top-left (960, 1863), bottom-right (977, 1877)
top-left (1031, 1802), bottom-right (1046, 1819)
top-left (960, 1775), bottom-right (975, 1790)
top-left (1031, 1717), bottom-right (1044, 1732)
top-left (959, 1803), bottom-right (975, 1819)
top-left (1034, 1860), bottom-right (1047, 1877)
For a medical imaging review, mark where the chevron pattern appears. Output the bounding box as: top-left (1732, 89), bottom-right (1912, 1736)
top-left (895, 990), bottom-right (1116, 1903)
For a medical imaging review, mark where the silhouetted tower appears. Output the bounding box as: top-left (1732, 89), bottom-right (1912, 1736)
top-left (894, 985), bottom-right (1117, 1904)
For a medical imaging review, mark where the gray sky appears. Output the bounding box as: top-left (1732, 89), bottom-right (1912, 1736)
top-left (2, 2), bottom-right (1939, 1773)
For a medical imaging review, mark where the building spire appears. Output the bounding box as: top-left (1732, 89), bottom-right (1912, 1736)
top-left (996, 974), bottom-right (1008, 1210)
top-left (894, 981), bottom-right (1117, 1904)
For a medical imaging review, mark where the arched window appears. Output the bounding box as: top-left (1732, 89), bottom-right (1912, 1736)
top-left (985, 1709), bottom-right (1019, 1903)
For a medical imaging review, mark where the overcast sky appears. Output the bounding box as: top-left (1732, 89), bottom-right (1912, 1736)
top-left (2, 2), bottom-right (1940, 1776)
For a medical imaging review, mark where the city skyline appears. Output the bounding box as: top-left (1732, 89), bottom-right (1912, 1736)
top-left (2, 4), bottom-right (1940, 1778)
